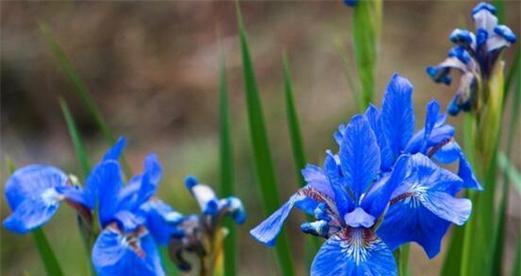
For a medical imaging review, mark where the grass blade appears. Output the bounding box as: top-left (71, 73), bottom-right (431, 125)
top-left (513, 237), bottom-right (521, 276)
top-left (236, 6), bottom-right (295, 276)
top-left (497, 153), bottom-right (521, 193)
top-left (59, 98), bottom-right (90, 178)
top-left (39, 23), bottom-right (115, 143)
top-left (32, 229), bottom-right (65, 276)
top-left (5, 159), bottom-right (64, 276)
top-left (218, 52), bottom-right (236, 276)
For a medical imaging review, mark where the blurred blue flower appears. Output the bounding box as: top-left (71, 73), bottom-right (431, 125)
top-left (168, 176), bottom-right (246, 271)
top-left (343, 0), bottom-right (357, 7)
top-left (426, 2), bottom-right (517, 115)
top-left (250, 74), bottom-right (475, 275)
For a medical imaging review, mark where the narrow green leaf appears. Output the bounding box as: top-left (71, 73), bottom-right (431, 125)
top-left (40, 22), bottom-right (132, 176)
top-left (398, 244), bottom-right (410, 276)
top-left (5, 160), bottom-right (64, 276)
top-left (339, 52), bottom-right (361, 112)
top-left (33, 229), bottom-right (65, 276)
top-left (498, 153), bottom-right (521, 193)
top-left (492, 0), bottom-right (505, 23)
top-left (236, 6), bottom-right (295, 276)
top-left (160, 246), bottom-right (178, 276)
top-left (351, 0), bottom-right (382, 110)
top-left (59, 98), bottom-right (90, 177)
top-left (218, 52), bottom-right (236, 276)
top-left (39, 23), bottom-right (114, 143)
top-left (513, 237), bottom-right (521, 276)
top-left (503, 48), bottom-right (520, 107)
top-left (440, 225), bottom-right (465, 276)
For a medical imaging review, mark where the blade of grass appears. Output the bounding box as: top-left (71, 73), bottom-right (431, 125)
top-left (40, 22), bottom-right (132, 176)
top-left (59, 98), bottom-right (90, 177)
top-left (5, 159), bottom-right (64, 276)
top-left (236, 6), bottom-right (295, 276)
top-left (492, 60), bottom-right (520, 274)
top-left (513, 237), bottom-right (521, 276)
top-left (39, 23), bottom-right (114, 143)
top-left (282, 55), bottom-right (322, 260)
top-left (160, 246), bottom-right (178, 275)
top-left (398, 244), bottom-right (410, 276)
top-left (218, 52), bottom-right (236, 276)
top-left (498, 153), bottom-right (521, 193)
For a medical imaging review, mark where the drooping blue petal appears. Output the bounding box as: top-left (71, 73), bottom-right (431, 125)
top-left (5, 165), bottom-right (68, 209)
top-left (311, 230), bottom-right (397, 276)
top-left (3, 192), bottom-right (62, 234)
top-left (380, 74), bottom-right (415, 161)
top-left (140, 199), bottom-right (184, 245)
top-left (102, 137), bottom-right (127, 162)
top-left (364, 104), bottom-right (394, 171)
top-left (422, 191), bottom-right (471, 226)
top-left (3, 165), bottom-right (68, 233)
top-left (92, 228), bottom-right (164, 276)
top-left (339, 115), bottom-right (381, 200)
top-left (432, 141), bottom-right (482, 190)
top-left (250, 193), bottom-right (307, 247)
top-left (97, 161), bottom-right (124, 228)
top-left (361, 155), bottom-right (409, 218)
top-left (377, 200), bottom-right (451, 259)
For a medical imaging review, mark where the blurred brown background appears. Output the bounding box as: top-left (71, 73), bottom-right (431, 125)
top-left (1, 1), bottom-right (520, 275)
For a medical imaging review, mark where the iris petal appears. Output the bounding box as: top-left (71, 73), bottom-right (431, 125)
top-left (364, 104), bottom-right (394, 171)
top-left (97, 161), bottom-right (124, 228)
top-left (101, 137), bottom-right (127, 162)
top-left (92, 228), bottom-right (164, 276)
top-left (301, 165), bottom-right (335, 199)
top-left (3, 192), bottom-right (61, 233)
top-left (311, 230), bottom-right (396, 276)
top-left (380, 74), bottom-right (415, 162)
top-left (339, 115), bottom-right (381, 200)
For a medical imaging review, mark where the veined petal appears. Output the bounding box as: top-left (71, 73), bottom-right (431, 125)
top-left (422, 191), bottom-right (471, 225)
top-left (301, 164), bottom-right (334, 199)
top-left (140, 199), bottom-right (184, 245)
top-left (380, 74), bottom-right (415, 161)
top-left (339, 115), bottom-right (381, 200)
top-left (5, 165), bottom-right (68, 209)
top-left (432, 141), bottom-right (482, 190)
top-left (361, 155), bottom-right (409, 218)
top-left (472, 3), bottom-right (498, 35)
top-left (136, 154), bottom-right (162, 207)
top-left (377, 200), bottom-right (451, 258)
top-left (364, 104), bottom-right (393, 171)
top-left (250, 193), bottom-right (307, 247)
top-left (311, 229), bottom-right (397, 276)
top-left (92, 227), bottom-right (164, 276)
top-left (325, 151), bottom-right (354, 217)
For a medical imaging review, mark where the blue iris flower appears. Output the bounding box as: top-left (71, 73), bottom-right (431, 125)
top-left (250, 74), bottom-right (475, 275)
top-left (90, 139), bottom-right (184, 276)
top-left (2, 137), bottom-right (127, 234)
top-left (426, 2), bottom-right (517, 115)
top-left (343, 0), bottom-right (358, 7)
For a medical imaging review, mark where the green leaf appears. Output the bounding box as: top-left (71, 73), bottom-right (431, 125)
top-left (497, 153), bottom-right (521, 194)
top-left (503, 48), bottom-right (520, 107)
top-left (39, 23), bottom-right (114, 144)
top-left (351, 0), bottom-right (382, 110)
top-left (5, 160), bottom-right (64, 276)
top-left (513, 237), bottom-right (521, 276)
top-left (398, 244), bottom-right (410, 276)
top-left (218, 52), bottom-right (236, 276)
top-left (59, 98), bottom-right (90, 178)
top-left (236, 5), bottom-right (295, 276)
top-left (440, 225), bottom-right (465, 276)
top-left (160, 246), bottom-right (178, 276)
top-left (40, 22), bottom-right (132, 176)
top-left (33, 229), bottom-right (65, 276)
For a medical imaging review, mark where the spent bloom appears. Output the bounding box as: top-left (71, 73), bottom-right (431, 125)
top-left (426, 2), bottom-right (517, 115)
top-left (250, 74), bottom-right (477, 275)
top-left (168, 176), bottom-right (246, 272)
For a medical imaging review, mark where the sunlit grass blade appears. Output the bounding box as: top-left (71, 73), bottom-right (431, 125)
top-left (351, 0), bottom-right (381, 110)
top-left (282, 55), bottom-right (322, 260)
top-left (398, 245), bottom-right (410, 276)
top-left (236, 5), bottom-right (295, 276)
top-left (59, 98), bottom-right (90, 178)
top-left (5, 159), bottom-right (64, 276)
top-left (160, 247), bottom-right (178, 275)
top-left (218, 52), bottom-right (236, 276)
top-left (492, 62), bottom-right (520, 274)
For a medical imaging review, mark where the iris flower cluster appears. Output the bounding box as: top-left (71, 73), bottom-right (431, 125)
top-left (427, 2), bottom-right (517, 116)
top-left (250, 74), bottom-right (480, 275)
top-left (3, 137), bottom-right (245, 275)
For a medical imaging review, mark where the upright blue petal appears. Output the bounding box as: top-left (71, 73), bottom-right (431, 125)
top-left (324, 151), bottom-right (355, 217)
top-left (361, 155), bottom-right (409, 218)
top-left (380, 74), bottom-right (415, 161)
top-left (97, 161), bottom-right (124, 228)
top-left (136, 154), bottom-right (162, 207)
top-left (301, 164), bottom-right (335, 199)
top-left (311, 230), bottom-right (397, 276)
top-left (92, 227), bottom-right (164, 276)
top-left (339, 115), bottom-right (381, 200)
top-left (102, 137), bottom-right (127, 162)
top-left (364, 104), bottom-right (393, 171)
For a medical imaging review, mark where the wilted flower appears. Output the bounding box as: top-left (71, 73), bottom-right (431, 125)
top-left (426, 2), bottom-right (516, 115)
top-left (250, 74), bottom-right (476, 275)
top-left (168, 176), bottom-right (245, 272)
